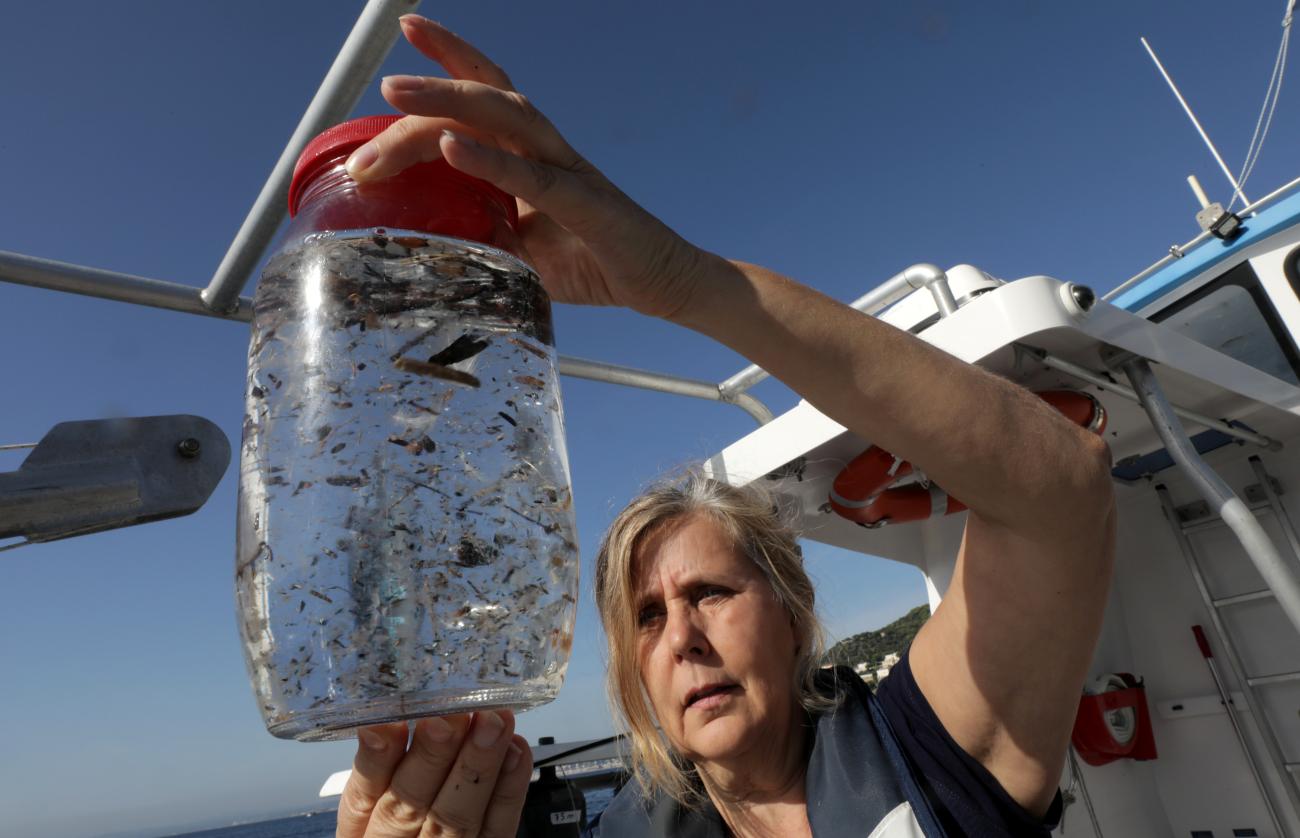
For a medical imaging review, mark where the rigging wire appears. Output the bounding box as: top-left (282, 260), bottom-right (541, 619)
top-left (1234, 21), bottom-right (1287, 201)
top-left (1229, 0), bottom-right (1296, 210)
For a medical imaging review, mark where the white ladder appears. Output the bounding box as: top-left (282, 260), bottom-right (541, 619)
top-left (1156, 455), bottom-right (1300, 830)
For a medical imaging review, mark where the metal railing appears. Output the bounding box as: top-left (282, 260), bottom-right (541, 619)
top-left (4, 2), bottom-right (1297, 446)
top-left (1103, 172), bottom-right (1300, 306)
top-left (1018, 344), bottom-right (1282, 451)
top-left (0, 0), bottom-right (770, 428)
top-left (0, 246), bottom-right (777, 425)
top-left (201, 0), bottom-right (420, 314)
top-left (718, 263), bottom-right (956, 400)
top-left (0, 1), bottom-right (976, 429)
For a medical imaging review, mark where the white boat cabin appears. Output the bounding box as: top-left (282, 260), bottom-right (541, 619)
top-left (706, 183), bottom-right (1300, 837)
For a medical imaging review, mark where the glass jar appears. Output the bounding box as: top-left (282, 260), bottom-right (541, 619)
top-left (236, 116), bottom-right (579, 741)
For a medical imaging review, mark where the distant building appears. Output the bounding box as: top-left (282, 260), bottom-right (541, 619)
top-left (852, 661), bottom-right (876, 685)
top-left (876, 652), bottom-right (901, 683)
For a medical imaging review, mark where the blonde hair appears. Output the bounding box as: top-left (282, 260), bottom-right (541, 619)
top-left (593, 467), bottom-right (833, 805)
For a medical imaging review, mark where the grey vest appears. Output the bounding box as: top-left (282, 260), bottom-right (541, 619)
top-left (594, 668), bottom-right (945, 837)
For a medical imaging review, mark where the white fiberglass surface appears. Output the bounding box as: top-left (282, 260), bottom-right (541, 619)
top-left (1105, 450), bottom-right (1300, 838)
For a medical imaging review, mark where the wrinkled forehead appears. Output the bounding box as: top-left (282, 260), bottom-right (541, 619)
top-left (629, 513), bottom-right (750, 597)
top-left (629, 516), bottom-right (688, 596)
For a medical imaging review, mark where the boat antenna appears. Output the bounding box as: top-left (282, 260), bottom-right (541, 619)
top-left (1139, 35), bottom-right (1249, 206)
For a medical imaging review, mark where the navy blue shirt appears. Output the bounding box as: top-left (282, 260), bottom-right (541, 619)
top-left (875, 650), bottom-right (1063, 836)
top-left (589, 654), bottom-right (1061, 836)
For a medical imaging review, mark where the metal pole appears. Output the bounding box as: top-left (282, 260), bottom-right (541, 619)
top-left (1022, 345), bottom-right (1281, 450)
top-left (1140, 36), bottom-right (1250, 206)
top-left (1103, 172), bottom-right (1300, 305)
top-left (0, 249), bottom-right (253, 322)
top-left (559, 356), bottom-right (773, 426)
top-left (1125, 359), bottom-right (1300, 636)
top-left (1191, 625), bottom-right (1288, 838)
top-left (1103, 230), bottom-right (1213, 303)
top-left (1249, 455), bottom-right (1300, 573)
top-left (1066, 746), bottom-right (1105, 838)
top-left (2, 250), bottom-right (776, 425)
top-left (718, 263), bottom-right (955, 399)
top-left (200, 0), bottom-right (420, 314)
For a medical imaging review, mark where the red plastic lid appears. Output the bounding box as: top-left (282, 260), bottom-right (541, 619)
top-left (286, 115), bottom-right (518, 229)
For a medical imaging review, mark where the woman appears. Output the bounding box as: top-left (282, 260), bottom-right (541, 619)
top-left (336, 15), bottom-right (1115, 838)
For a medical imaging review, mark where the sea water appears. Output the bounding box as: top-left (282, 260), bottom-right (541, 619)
top-left (162, 786), bottom-right (616, 837)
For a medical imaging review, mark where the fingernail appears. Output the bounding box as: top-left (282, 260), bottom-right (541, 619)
top-left (346, 143), bottom-right (378, 178)
top-left (382, 74), bottom-right (425, 92)
top-left (504, 742), bottom-right (522, 772)
top-left (401, 14), bottom-right (443, 29)
top-left (471, 711), bottom-right (505, 748)
top-left (441, 129), bottom-right (478, 149)
top-left (358, 728), bottom-right (386, 751)
top-left (420, 716), bottom-right (454, 744)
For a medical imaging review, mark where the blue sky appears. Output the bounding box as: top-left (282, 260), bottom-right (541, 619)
top-left (2, 2), bottom-right (1298, 836)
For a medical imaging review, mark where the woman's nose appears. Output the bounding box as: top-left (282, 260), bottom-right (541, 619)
top-left (666, 607), bottom-right (710, 659)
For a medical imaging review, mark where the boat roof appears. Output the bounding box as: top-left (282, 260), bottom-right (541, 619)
top-left (1111, 179), bottom-right (1300, 313)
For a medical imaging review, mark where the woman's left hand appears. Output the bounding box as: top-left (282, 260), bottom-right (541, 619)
top-left (336, 711), bottom-right (533, 838)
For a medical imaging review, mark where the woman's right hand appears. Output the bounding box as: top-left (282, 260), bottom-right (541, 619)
top-left (347, 14), bottom-right (711, 322)
top-left (336, 710), bottom-right (533, 838)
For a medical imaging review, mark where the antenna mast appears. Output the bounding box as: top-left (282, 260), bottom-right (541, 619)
top-left (1140, 36), bottom-right (1250, 205)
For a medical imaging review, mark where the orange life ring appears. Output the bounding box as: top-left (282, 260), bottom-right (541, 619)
top-left (828, 390), bottom-right (1106, 528)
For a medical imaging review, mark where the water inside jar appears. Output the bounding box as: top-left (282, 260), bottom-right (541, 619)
top-left (237, 230), bottom-right (578, 740)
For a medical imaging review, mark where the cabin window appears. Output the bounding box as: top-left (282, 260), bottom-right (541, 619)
top-left (1159, 285), bottom-right (1299, 384)
top-left (1283, 243), bottom-right (1300, 293)
top-left (1152, 262), bottom-right (1300, 385)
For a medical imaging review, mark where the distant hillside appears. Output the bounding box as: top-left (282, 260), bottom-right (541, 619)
top-left (825, 604), bottom-right (929, 669)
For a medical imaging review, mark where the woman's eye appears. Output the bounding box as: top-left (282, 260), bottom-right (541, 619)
top-left (637, 606), bottom-right (664, 628)
top-left (697, 586), bottom-right (729, 603)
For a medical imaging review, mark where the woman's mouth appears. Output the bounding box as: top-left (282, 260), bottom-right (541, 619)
top-left (686, 683), bottom-right (738, 709)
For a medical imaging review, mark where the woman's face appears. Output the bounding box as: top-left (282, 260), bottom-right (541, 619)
top-left (632, 514), bottom-right (802, 768)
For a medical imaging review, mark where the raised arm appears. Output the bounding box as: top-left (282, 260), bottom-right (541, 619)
top-left (674, 259), bottom-right (1116, 816)
top-left (352, 14), bottom-right (1115, 817)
